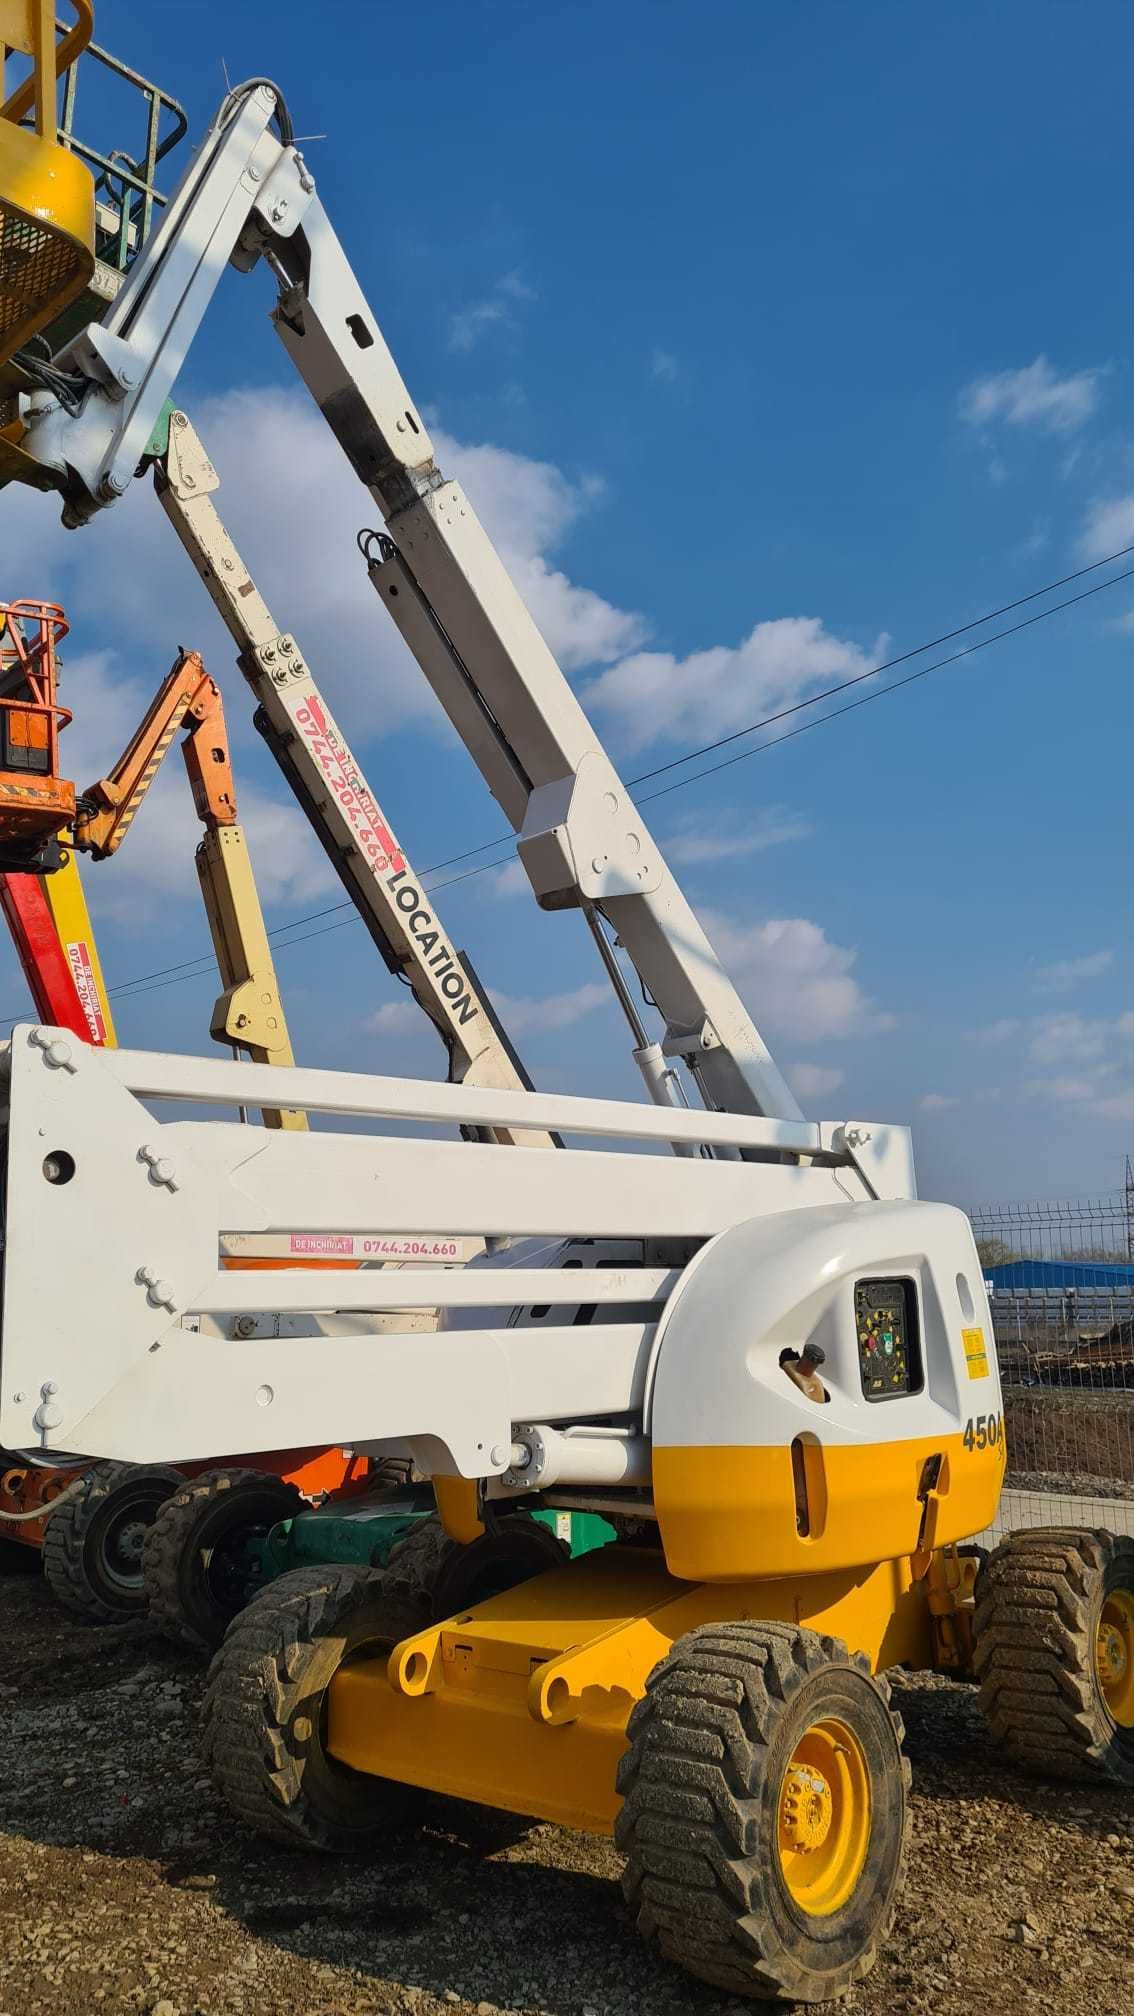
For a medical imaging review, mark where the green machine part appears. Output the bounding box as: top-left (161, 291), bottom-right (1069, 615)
top-left (256, 1494), bottom-right (616, 1583)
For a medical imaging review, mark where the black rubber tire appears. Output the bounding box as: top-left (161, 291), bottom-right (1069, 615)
top-left (973, 1525), bottom-right (1134, 1786)
top-left (202, 1564), bottom-right (430, 1850)
top-left (41, 1460), bottom-right (182, 1624)
top-left (615, 1621), bottom-right (910, 2003)
top-left (384, 1511), bottom-right (569, 1621)
top-left (143, 1467), bottom-right (303, 1653)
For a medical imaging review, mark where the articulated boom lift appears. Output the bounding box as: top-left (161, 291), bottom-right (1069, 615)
top-left (71, 640), bottom-right (302, 1113)
top-left (0, 605), bottom-right (302, 1113)
top-left (0, 18), bottom-right (1131, 2004)
top-left (0, 603), bottom-right (378, 1598)
top-left (0, 596), bottom-right (114, 1043)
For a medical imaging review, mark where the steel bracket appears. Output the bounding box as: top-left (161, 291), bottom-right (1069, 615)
top-left (518, 751), bottom-right (663, 908)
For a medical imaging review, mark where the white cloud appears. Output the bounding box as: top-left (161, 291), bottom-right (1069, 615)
top-left (1028, 1013), bottom-right (1109, 1065)
top-left (1013, 526), bottom-right (1049, 562)
top-left (1033, 1060), bottom-right (1134, 1123)
top-left (789, 1062), bottom-right (844, 1101)
top-left (919, 1092), bottom-right (955, 1112)
top-left (508, 548), bottom-right (645, 671)
top-left (1079, 493), bottom-right (1134, 562)
top-left (365, 1001), bottom-right (419, 1037)
top-left (1, 386), bottom-right (645, 746)
top-left (960, 356), bottom-right (1101, 433)
top-left (441, 436), bottom-right (645, 672)
top-left (1049, 1075), bottom-right (1102, 1104)
top-left (650, 348), bottom-right (679, 384)
top-left (983, 1017), bottom-right (1023, 1042)
top-left (978, 1005), bottom-right (1134, 1135)
top-left (447, 269), bottom-right (535, 353)
top-left (585, 616), bottom-right (883, 754)
top-left (9, 387), bottom-right (888, 823)
top-left (483, 858), bottom-right (529, 899)
top-left (701, 911), bottom-right (889, 1043)
top-left (54, 648), bottom-right (152, 783)
top-left (360, 995), bottom-right (452, 1081)
top-left (236, 790), bottom-right (341, 907)
top-left (489, 980), bottom-right (609, 1037)
top-left (985, 1010), bottom-right (1134, 1123)
top-left (1033, 948), bottom-right (1113, 992)
top-left (660, 807), bottom-right (812, 866)
top-left (1091, 1089), bottom-right (1134, 1122)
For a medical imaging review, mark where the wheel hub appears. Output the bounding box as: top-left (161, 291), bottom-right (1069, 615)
top-left (780, 1765), bottom-right (834, 1851)
top-left (101, 1509), bottom-right (152, 1590)
top-left (116, 1520), bottom-right (146, 1566)
top-left (1096, 1588), bottom-right (1134, 1726)
top-left (776, 1715), bottom-right (872, 1917)
top-left (1097, 1626), bottom-right (1126, 1685)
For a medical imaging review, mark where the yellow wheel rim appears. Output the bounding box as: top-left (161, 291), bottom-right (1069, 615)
top-left (1096, 1588), bottom-right (1134, 1728)
top-left (777, 1716), bottom-right (871, 1916)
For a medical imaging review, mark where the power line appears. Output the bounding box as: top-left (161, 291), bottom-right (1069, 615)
top-left (639, 554), bottom-right (1134, 802)
top-left (3, 536), bottom-right (1132, 1027)
top-left (101, 855), bottom-right (516, 1005)
top-left (627, 535), bottom-right (1134, 787)
top-left (361, 537), bottom-right (1134, 868)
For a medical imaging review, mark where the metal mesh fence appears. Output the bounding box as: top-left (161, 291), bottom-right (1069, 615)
top-left (970, 1192), bottom-right (1133, 1267)
top-left (968, 1192), bottom-right (1134, 1543)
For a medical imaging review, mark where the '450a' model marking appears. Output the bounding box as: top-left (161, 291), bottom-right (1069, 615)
top-left (962, 1412), bottom-right (1003, 1453)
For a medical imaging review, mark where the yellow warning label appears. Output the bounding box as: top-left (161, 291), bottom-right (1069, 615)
top-left (962, 1327), bottom-right (989, 1380)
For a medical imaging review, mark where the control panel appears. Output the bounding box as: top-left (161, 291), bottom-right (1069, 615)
top-left (854, 1278), bottom-right (921, 1401)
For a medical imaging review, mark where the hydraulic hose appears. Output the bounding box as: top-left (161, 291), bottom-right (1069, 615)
top-left (0, 1472), bottom-right (88, 1522)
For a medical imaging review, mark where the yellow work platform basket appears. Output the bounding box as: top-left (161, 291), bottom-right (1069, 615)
top-left (0, 2), bottom-right (94, 364)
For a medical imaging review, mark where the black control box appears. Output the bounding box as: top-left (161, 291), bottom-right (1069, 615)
top-left (853, 1278), bottom-right (922, 1401)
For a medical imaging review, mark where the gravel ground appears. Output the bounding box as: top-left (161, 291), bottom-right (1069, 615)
top-left (1, 1547), bottom-right (1132, 2016)
top-left (1007, 1468), bottom-right (1134, 1500)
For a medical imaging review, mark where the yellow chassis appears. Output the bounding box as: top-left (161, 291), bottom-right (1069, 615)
top-left (328, 1542), bottom-right (976, 1835)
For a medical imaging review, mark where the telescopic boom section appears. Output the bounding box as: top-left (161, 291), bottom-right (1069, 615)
top-left (143, 408), bottom-right (553, 1148)
top-left (269, 194), bottom-right (800, 1120)
top-left (12, 82), bottom-right (799, 1118)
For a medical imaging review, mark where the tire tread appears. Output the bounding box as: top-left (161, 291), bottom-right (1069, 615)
top-left (615, 1620), bottom-right (908, 2002)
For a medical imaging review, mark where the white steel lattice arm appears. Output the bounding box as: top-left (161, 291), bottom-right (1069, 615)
top-left (15, 80), bottom-right (800, 1120)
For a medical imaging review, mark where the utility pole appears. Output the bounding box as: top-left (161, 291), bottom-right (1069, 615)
top-left (1125, 1154), bottom-right (1134, 1261)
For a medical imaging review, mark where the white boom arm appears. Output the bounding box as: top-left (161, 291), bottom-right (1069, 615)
top-left (20, 78), bottom-right (799, 1118)
top-left (0, 1024), bottom-right (914, 1464)
top-left (149, 408), bottom-right (552, 1149)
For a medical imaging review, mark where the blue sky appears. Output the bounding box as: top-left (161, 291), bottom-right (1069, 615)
top-left (5, 0), bottom-right (1134, 1204)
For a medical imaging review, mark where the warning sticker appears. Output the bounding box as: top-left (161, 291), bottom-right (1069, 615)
top-left (961, 1327), bottom-right (990, 1381)
top-left (66, 939), bottom-right (108, 1044)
